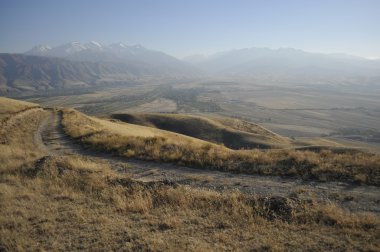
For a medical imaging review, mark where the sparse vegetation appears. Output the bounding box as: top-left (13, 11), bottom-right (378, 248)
top-left (111, 112), bottom-right (289, 149)
top-left (0, 97), bottom-right (40, 122)
top-left (2, 1), bottom-right (380, 250)
top-left (0, 100), bottom-right (46, 170)
top-left (63, 109), bottom-right (380, 185)
top-left (1, 154), bottom-right (379, 251)
top-left (162, 86), bottom-right (222, 112)
top-left (1, 98), bottom-right (379, 251)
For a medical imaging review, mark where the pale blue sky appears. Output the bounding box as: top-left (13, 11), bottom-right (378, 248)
top-left (0, 0), bottom-right (379, 58)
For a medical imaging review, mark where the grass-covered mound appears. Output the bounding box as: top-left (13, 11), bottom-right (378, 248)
top-left (111, 113), bottom-right (290, 149)
top-left (64, 109), bottom-right (380, 185)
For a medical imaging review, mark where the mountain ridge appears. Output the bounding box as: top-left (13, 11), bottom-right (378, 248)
top-left (184, 47), bottom-right (380, 81)
top-left (2, 43), bottom-right (380, 96)
top-left (0, 53), bottom-right (200, 95)
top-left (25, 41), bottom-right (190, 66)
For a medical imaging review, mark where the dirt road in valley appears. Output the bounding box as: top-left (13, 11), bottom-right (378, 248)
top-left (35, 109), bottom-right (380, 213)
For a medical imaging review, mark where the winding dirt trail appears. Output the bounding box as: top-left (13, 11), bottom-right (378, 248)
top-left (36, 109), bottom-right (380, 213)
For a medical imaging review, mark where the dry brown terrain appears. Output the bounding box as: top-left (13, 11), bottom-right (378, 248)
top-left (1, 98), bottom-right (379, 251)
top-left (111, 112), bottom-right (290, 149)
top-left (63, 108), bottom-right (380, 185)
top-left (40, 109), bottom-right (380, 213)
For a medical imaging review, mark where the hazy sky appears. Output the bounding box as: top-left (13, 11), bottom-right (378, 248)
top-left (0, 0), bottom-right (379, 58)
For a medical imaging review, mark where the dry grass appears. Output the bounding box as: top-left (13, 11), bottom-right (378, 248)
top-left (0, 97), bottom-right (39, 121)
top-left (63, 109), bottom-right (380, 185)
top-left (1, 154), bottom-right (379, 251)
top-left (111, 112), bottom-right (290, 149)
top-left (64, 109), bottom-right (213, 146)
top-left (0, 99), bottom-right (379, 251)
top-left (0, 107), bottom-right (46, 172)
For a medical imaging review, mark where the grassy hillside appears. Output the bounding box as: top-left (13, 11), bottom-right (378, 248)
top-left (111, 113), bottom-right (290, 149)
top-left (0, 97), bottom-right (39, 114)
top-left (64, 109), bottom-right (380, 185)
top-left (0, 98), bottom-right (379, 250)
top-left (64, 109), bottom-right (219, 149)
top-left (0, 53), bottom-right (200, 95)
top-left (2, 154), bottom-right (379, 251)
top-left (0, 97), bottom-right (40, 122)
top-left (0, 98), bottom-right (46, 172)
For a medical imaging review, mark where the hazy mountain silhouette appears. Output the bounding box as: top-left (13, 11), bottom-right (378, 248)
top-left (184, 47), bottom-right (380, 83)
top-left (25, 41), bottom-right (197, 72)
top-left (0, 52), bottom-right (200, 95)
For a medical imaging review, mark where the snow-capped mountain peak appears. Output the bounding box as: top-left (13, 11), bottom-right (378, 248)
top-left (24, 41), bottom-right (190, 68)
top-left (25, 45), bottom-right (52, 55)
top-left (118, 42), bottom-right (127, 48)
top-left (109, 42), bottom-right (129, 50)
top-left (89, 41), bottom-right (102, 47)
top-left (58, 42), bottom-right (87, 54)
top-left (132, 44), bottom-right (144, 50)
top-left (84, 41), bottom-right (105, 51)
top-left (38, 45), bottom-right (52, 52)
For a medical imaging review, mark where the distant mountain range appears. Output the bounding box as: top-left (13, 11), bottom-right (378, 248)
top-left (26, 41), bottom-right (191, 67)
top-left (1, 42), bottom-right (380, 95)
top-left (184, 48), bottom-right (380, 84)
top-left (0, 42), bottom-right (201, 95)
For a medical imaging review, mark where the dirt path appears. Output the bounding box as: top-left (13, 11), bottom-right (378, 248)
top-left (36, 110), bottom-right (380, 213)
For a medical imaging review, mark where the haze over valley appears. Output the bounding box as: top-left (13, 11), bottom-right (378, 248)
top-left (2, 42), bottom-right (380, 95)
top-left (2, 41), bottom-right (379, 149)
top-left (1, 1), bottom-right (379, 251)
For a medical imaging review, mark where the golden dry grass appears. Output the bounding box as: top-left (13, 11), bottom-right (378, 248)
top-left (0, 106), bottom-right (46, 172)
top-left (1, 154), bottom-right (379, 251)
top-left (63, 109), bottom-right (380, 185)
top-left (0, 98), bottom-right (379, 251)
top-left (111, 112), bottom-right (290, 149)
top-left (0, 97), bottom-right (39, 114)
top-left (64, 108), bottom-right (218, 148)
top-left (0, 97), bottom-right (39, 121)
